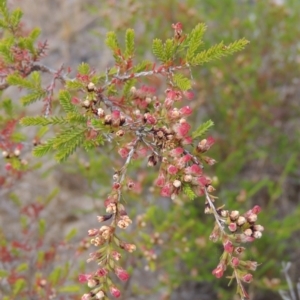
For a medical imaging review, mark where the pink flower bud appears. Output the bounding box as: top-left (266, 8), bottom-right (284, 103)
top-left (173, 121), bottom-right (191, 138)
top-left (78, 273), bottom-right (92, 283)
top-left (223, 240), bottom-right (234, 253)
top-left (212, 262), bottom-right (226, 278)
top-left (144, 113), bottom-right (157, 125)
top-left (169, 147), bottom-right (184, 157)
top-left (251, 205), bottom-right (261, 214)
top-left (155, 173), bottom-right (165, 187)
top-left (110, 286), bottom-right (121, 298)
top-left (190, 164), bottom-right (202, 175)
top-left (179, 106), bottom-right (192, 116)
top-left (182, 136), bottom-right (193, 145)
top-left (242, 273), bottom-right (253, 283)
top-left (167, 165), bottom-right (178, 175)
top-left (231, 257), bottom-right (240, 267)
top-left (95, 268), bottom-right (108, 277)
top-left (115, 267), bottom-right (130, 281)
top-left (228, 223), bottom-right (237, 232)
top-left (161, 183), bottom-right (173, 197)
top-left (183, 90), bottom-right (194, 100)
top-left (118, 147), bottom-right (129, 158)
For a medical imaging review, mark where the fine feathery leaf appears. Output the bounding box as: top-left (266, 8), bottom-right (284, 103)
top-left (77, 62), bottom-right (90, 75)
top-left (9, 8), bottom-right (22, 28)
top-left (53, 129), bottom-right (85, 162)
top-left (186, 23), bottom-right (206, 62)
top-left (20, 116), bottom-right (66, 126)
top-left (0, 37), bottom-right (14, 63)
top-left (173, 73), bottom-right (192, 91)
top-left (133, 60), bottom-right (152, 73)
top-left (59, 90), bottom-right (77, 113)
top-left (7, 71), bottom-right (41, 89)
top-left (124, 28), bottom-right (135, 58)
top-left (190, 38), bottom-right (249, 66)
top-left (21, 90), bottom-right (46, 106)
top-left (183, 184), bottom-right (197, 201)
top-left (33, 140), bottom-right (55, 157)
top-left (66, 79), bottom-right (85, 90)
top-left (105, 31), bottom-right (120, 52)
top-left (152, 38), bottom-right (165, 62)
top-left (164, 38), bottom-right (176, 62)
top-left (192, 120), bottom-right (214, 139)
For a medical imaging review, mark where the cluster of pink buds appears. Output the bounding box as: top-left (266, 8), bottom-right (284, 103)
top-left (209, 205), bottom-right (263, 299)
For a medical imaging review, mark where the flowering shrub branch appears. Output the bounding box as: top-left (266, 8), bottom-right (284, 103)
top-left (0, 1), bottom-right (263, 299)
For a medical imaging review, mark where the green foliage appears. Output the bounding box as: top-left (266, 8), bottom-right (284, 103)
top-left (152, 38), bottom-right (165, 62)
top-left (185, 23), bottom-right (206, 62)
top-left (183, 184), bottom-right (197, 200)
top-left (59, 90), bottom-right (77, 113)
top-left (77, 62), bottom-right (90, 75)
top-left (105, 31), bottom-right (120, 52)
top-left (18, 27), bottom-right (41, 56)
top-left (7, 71), bottom-right (46, 105)
top-left (172, 73), bottom-right (191, 91)
top-left (0, 37), bottom-right (14, 63)
top-left (192, 119), bottom-right (214, 139)
top-left (190, 38), bottom-right (249, 66)
top-left (20, 116), bottom-right (67, 126)
top-left (152, 38), bottom-right (177, 63)
top-left (125, 28), bottom-right (135, 58)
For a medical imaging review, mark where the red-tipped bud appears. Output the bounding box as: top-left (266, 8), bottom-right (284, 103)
top-left (242, 273), bottom-right (253, 283)
top-left (179, 106), bottom-right (192, 116)
top-left (224, 240), bottom-right (234, 253)
top-left (231, 257), bottom-right (240, 267)
top-left (115, 267), bottom-right (130, 281)
top-left (212, 262), bottom-right (226, 278)
top-left (167, 165), bottom-right (178, 175)
top-left (110, 286), bottom-right (121, 298)
top-left (228, 222), bottom-right (237, 232)
top-left (78, 273), bottom-right (92, 283)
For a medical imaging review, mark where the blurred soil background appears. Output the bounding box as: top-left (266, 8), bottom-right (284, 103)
top-left (1, 0), bottom-right (300, 300)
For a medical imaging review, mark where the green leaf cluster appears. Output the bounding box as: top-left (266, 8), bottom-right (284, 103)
top-left (183, 184), bottom-right (197, 201)
top-left (7, 72), bottom-right (46, 105)
top-left (189, 38), bottom-right (249, 66)
top-left (192, 120), bottom-right (214, 139)
top-left (33, 128), bottom-right (86, 162)
top-left (105, 28), bottom-right (135, 63)
top-left (0, 0), bottom-right (22, 31)
top-left (0, 1), bottom-right (40, 58)
top-left (20, 90), bottom-right (91, 162)
top-left (151, 23), bottom-right (248, 68)
top-left (172, 73), bottom-right (191, 91)
top-left (152, 38), bottom-right (176, 63)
